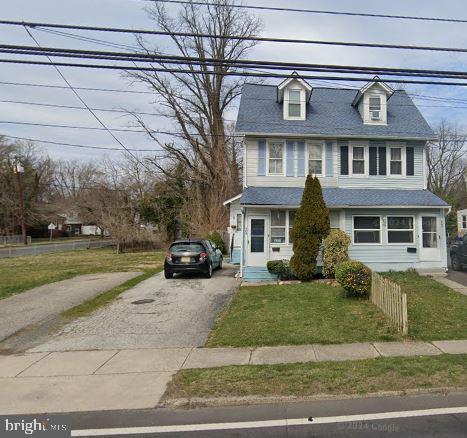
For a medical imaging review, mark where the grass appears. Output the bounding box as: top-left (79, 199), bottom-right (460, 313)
top-left (165, 354), bottom-right (467, 400)
top-left (62, 268), bottom-right (161, 319)
top-left (383, 271), bottom-right (467, 340)
top-left (207, 282), bottom-right (400, 347)
top-left (0, 248), bottom-right (165, 300)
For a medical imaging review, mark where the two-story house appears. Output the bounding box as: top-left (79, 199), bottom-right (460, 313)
top-left (224, 74), bottom-right (449, 281)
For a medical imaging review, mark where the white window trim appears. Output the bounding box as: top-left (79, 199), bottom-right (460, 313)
top-left (352, 215), bottom-right (382, 246)
top-left (386, 215), bottom-right (415, 245)
top-left (284, 87), bottom-right (306, 121)
top-left (349, 142), bottom-right (369, 177)
top-left (266, 139), bottom-right (286, 176)
top-left (306, 140), bottom-right (325, 177)
top-left (387, 143), bottom-right (406, 177)
top-left (269, 209), bottom-right (297, 246)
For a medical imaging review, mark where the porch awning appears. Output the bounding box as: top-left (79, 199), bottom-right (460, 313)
top-left (240, 187), bottom-right (449, 208)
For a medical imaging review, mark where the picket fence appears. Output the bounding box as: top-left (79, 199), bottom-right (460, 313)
top-left (370, 272), bottom-right (408, 335)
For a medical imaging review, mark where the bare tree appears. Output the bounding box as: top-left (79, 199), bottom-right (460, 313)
top-left (427, 120), bottom-right (467, 205)
top-left (127, 0), bottom-right (261, 233)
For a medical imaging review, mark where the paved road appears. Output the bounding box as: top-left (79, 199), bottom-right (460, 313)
top-left (0, 272), bottom-right (141, 344)
top-left (0, 239), bottom-right (116, 258)
top-left (62, 392), bottom-right (467, 437)
top-left (30, 265), bottom-right (238, 352)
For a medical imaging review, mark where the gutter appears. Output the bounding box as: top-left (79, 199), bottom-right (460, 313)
top-left (235, 132), bottom-right (437, 141)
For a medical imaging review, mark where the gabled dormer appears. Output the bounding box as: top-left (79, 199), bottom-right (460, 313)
top-left (352, 76), bottom-right (394, 125)
top-left (277, 72), bottom-right (312, 121)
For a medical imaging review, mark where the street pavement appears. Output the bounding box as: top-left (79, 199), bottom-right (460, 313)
top-left (1, 340), bottom-right (466, 414)
top-left (39, 392), bottom-right (467, 437)
top-left (27, 265), bottom-right (239, 351)
top-left (0, 272), bottom-right (141, 343)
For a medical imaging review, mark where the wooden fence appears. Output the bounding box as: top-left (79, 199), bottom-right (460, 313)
top-left (370, 272), bottom-right (408, 335)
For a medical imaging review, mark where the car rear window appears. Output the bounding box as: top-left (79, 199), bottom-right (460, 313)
top-left (170, 242), bottom-right (205, 253)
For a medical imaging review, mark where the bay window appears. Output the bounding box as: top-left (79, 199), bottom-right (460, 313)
top-left (271, 210), bottom-right (286, 243)
top-left (308, 142), bottom-right (323, 175)
top-left (387, 216), bottom-right (414, 244)
top-left (353, 216), bottom-right (381, 244)
top-left (268, 142), bottom-right (284, 174)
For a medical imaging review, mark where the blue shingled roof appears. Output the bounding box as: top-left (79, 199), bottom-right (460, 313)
top-left (236, 84), bottom-right (435, 140)
top-left (240, 187), bottom-right (448, 207)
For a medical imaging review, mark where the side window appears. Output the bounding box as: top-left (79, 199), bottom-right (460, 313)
top-left (204, 240), bottom-right (213, 252)
top-left (236, 213), bottom-right (243, 231)
top-left (288, 210), bottom-right (296, 243)
top-left (270, 210), bottom-right (286, 243)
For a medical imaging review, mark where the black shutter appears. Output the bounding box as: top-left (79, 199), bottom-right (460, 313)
top-left (406, 147), bottom-right (415, 176)
top-left (378, 146), bottom-right (386, 175)
top-left (340, 145), bottom-right (349, 175)
top-left (369, 147), bottom-right (378, 175)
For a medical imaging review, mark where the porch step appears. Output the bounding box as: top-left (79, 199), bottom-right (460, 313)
top-left (243, 266), bottom-right (278, 282)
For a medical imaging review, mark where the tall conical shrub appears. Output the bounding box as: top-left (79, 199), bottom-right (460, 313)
top-left (290, 175), bottom-right (330, 280)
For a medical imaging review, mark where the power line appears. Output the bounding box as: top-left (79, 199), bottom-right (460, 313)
top-left (3, 44), bottom-right (467, 79)
top-left (2, 57), bottom-right (467, 87)
top-left (150, 0), bottom-right (467, 24)
top-left (2, 134), bottom-right (170, 154)
top-left (22, 26), bottom-right (154, 172)
top-left (1, 19), bottom-right (467, 53)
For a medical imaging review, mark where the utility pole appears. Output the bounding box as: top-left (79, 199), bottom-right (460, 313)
top-left (13, 161), bottom-right (28, 245)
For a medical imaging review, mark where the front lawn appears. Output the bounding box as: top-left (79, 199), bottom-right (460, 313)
top-left (165, 354), bottom-right (467, 401)
top-left (383, 271), bottom-right (467, 340)
top-left (207, 282), bottom-right (400, 347)
top-left (0, 248), bottom-right (165, 300)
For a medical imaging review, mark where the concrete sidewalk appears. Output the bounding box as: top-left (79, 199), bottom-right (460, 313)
top-left (0, 272), bottom-right (141, 342)
top-left (1, 339), bottom-right (466, 414)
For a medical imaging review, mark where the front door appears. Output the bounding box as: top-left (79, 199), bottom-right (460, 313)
top-left (247, 216), bottom-right (268, 267)
top-left (419, 216), bottom-right (440, 261)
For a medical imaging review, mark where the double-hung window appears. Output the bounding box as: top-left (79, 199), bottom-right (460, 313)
top-left (288, 210), bottom-right (296, 243)
top-left (463, 215), bottom-right (467, 229)
top-left (353, 216), bottom-right (381, 244)
top-left (387, 216), bottom-right (414, 244)
top-left (268, 142), bottom-right (284, 174)
top-left (270, 210), bottom-right (286, 243)
top-left (389, 147), bottom-right (403, 175)
top-left (288, 89), bottom-right (301, 118)
top-left (369, 95), bottom-right (381, 120)
top-left (308, 142), bottom-right (323, 175)
top-left (352, 146), bottom-right (366, 175)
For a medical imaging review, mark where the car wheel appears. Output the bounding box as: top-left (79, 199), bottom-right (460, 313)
top-left (164, 271), bottom-right (173, 279)
top-left (451, 255), bottom-right (460, 271)
top-left (205, 263), bottom-right (213, 278)
top-left (218, 256), bottom-right (223, 270)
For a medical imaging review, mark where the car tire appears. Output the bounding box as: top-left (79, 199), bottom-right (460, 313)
top-left (205, 263), bottom-right (213, 278)
top-left (218, 256), bottom-right (223, 270)
top-left (164, 271), bottom-right (174, 279)
top-left (451, 255), bottom-right (460, 271)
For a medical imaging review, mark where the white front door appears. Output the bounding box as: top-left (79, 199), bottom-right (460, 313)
top-left (247, 216), bottom-right (268, 266)
top-left (419, 216), bottom-right (440, 261)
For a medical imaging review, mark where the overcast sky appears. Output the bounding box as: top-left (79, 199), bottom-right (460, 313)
top-left (1, 0), bottom-right (466, 162)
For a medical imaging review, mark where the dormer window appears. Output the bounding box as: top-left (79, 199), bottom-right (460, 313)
top-left (288, 90), bottom-right (301, 117)
top-left (277, 73), bottom-right (312, 121)
top-left (352, 76), bottom-right (393, 125)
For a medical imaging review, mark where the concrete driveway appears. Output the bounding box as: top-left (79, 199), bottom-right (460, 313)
top-left (30, 265), bottom-right (238, 352)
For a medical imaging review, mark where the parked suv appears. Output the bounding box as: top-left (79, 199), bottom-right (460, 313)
top-left (164, 239), bottom-right (223, 279)
top-left (450, 235), bottom-right (467, 271)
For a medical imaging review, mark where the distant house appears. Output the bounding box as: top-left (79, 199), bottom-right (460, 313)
top-left (224, 74), bottom-right (449, 281)
top-left (458, 209), bottom-right (467, 236)
top-left (57, 213), bottom-right (104, 236)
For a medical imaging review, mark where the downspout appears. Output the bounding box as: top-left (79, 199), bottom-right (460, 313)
top-left (240, 207), bottom-right (245, 278)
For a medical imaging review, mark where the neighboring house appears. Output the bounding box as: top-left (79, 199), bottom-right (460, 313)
top-left (458, 209), bottom-right (467, 236)
top-left (57, 214), bottom-right (104, 236)
top-left (224, 74), bottom-right (449, 281)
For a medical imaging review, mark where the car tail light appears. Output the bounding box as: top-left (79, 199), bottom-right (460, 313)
top-left (166, 252), bottom-right (172, 262)
top-left (199, 252), bottom-right (208, 261)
